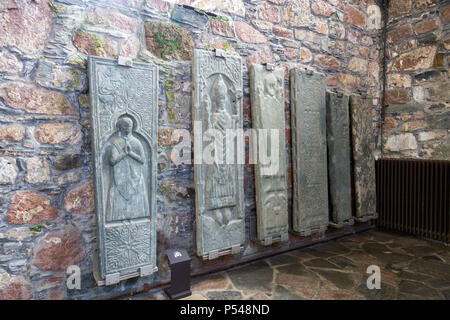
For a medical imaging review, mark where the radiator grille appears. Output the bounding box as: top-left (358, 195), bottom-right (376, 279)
top-left (376, 159), bottom-right (449, 243)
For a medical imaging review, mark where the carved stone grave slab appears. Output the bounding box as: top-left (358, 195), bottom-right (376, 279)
top-left (249, 64), bottom-right (288, 244)
top-left (350, 95), bottom-right (377, 221)
top-left (88, 56), bottom-right (158, 284)
top-left (193, 49), bottom-right (245, 259)
top-left (290, 69), bottom-right (329, 236)
top-left (326, 91), bottom-right (353, 228)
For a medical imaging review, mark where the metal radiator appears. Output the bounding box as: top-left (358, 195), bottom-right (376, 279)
top-left (376, 159), bottom-right (449, 243)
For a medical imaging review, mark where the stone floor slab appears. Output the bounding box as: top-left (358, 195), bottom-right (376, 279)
top-left (124, 230), bottom-right (450, 300)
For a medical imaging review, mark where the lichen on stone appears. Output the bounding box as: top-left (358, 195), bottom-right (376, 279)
top-left (144, 21), bottom-right (194, 61)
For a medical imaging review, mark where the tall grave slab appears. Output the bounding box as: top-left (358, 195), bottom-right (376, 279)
top-left (350, 95), bottom-right (377, 221)
top-left (193, 49), bottom-right (245, 259)
top-left (290, 69), bottom-right (329, 236)
top-left (326, 91), bottom-right (353, 227)
top-left (249, 64), bottom-right (289, 245)
top-left (89, 56), bottom-right (158, 285)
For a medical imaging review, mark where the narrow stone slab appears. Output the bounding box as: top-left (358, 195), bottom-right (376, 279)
top-left (192, 49), bottom-right (245, 259)
top-left (171, 5), bottom-right (209, 29)
top-left (350, 95), bottom-right (377, 221)
top-left (88, 56), bottom-right (158, 284)
top-left (290, 69), bottom-right (328, 236)
top-left (249, 64), bottom-right (288, 244)
top-left (326, 91), bottom-right (353, 227)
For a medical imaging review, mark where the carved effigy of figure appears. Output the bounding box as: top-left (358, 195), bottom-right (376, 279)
top-left (253, 68), bottom-right (288, 237)
top-left (106, 116), bottom-right (149, 222)
top-left (259, 73), bottom-right (283, 164)
top-left (205, 75), bottom-right (236, 226)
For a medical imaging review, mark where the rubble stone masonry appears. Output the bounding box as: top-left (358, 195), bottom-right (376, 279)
top-left (383, 0), bottom-right (449, 159)
top-left (0, 0), bottom-right (445, 300)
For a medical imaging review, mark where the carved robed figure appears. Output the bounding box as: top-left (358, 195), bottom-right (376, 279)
top-left (193, 49), bottom-right (244, 259)
top-left (205, 75), bottom-right (236, 226)
top-left (107, 116), bottom-right (149, 222)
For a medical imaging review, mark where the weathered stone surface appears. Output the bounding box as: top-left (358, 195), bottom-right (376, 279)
top-left (329, 20), bottom-right (346, 40)
top-left (34, 123), bottom-right (82, 145)
top-left (0, 125), bottom-right (23, 142)
top-left (193, 49), bottom-right (244, 257)
top-left (0, 157), bottom-right (17, 184)
top-left (36, 60), bottom-right (86, 92)
top-left (387, 74), bottom-right (411, 88)
top-left (258, 3), bottom-right (280, 23)
top-left (384, 104), bottom-right (424, 114)
top-left (119, 36), bottom-right (140, 59)
top-left (315, 55), bottom-right (340, 70)
top-left (89, 56), bottom-right (158, 281)
top-left (387, 24), bottom-right (413, 44)
top-left (339, 73), bottom-right (359, 90)
top-left (247, 46), bottom-right (273, 68)
top-left (64, 181), bottom-right (94, 214)
top-left (192, 273), bottom-right (229, 292)
top-left (300, 48), bottom-right (312, 63)
top-left (235, 21), bottom-right (267, 43)
top-left (0, 50), bottom-right (22, 73)
top-left (367, 4), bottom-right (382, 30)
top-left (311, 0), bottom-right (335, 17)
top-left (0, 268), bottom-right (33, 300)
top-left (414, 19), bottom-right (439, 35)
top-left (25, 157), bottom-right (50, 184)
top-left (171, 5), bottom-right (209, 29)
top-left (326, 75), bottom-right (338, 87)
top-left (8, 191), bottom-right (58, 224)
top-left (386, 89), bottom-right (408, 104)
top-left (385, 133), bottom-right (418, 151)
top-left (398, 280), bottom-right (441, 299)
top-left (0, 83), bottom-right (74, 115)
top-left (290, 69), bottom-right (328, 235)
top-left (344, 6), bottom-right (366, 29)
top-left (85, 8), bottom-right (137, 34)
top-left (228, 261), bottom-right (273, 292)
top-left (442, 5), bottom-right (450, 23)
top-left (190, 0), bottom-right (246, 17)
top-left (145, 0), bottom-right (170, 12)
top-left (206, 291), bottom-right (243, 300)
top-left (0, 0), bottom-right (53, 54)
top-left (402, 121), bottom-right (426, 132)
top-left (210, 19), bottom-right (234, 38)
top-left (144, 21), bottom-right (194, 60)
top-left (32, 226), bottom-right (85, 271)
top-left (250, 64), bottom-right (288, 243)
top-left (284, 47), bottom-right (298, 60)
top-left (274, 285), bottom-right (305, 299)
top-left (389, 0), bottom-right (412, 18)
top-left (73, 30), bottom-right (118, 58)
top-left (393, 46), bottom-right (437, 71)
top-left (282, 0), bottom-right (312, 27)
top-left (350, 95), bottom-right (377, 221)
top-left (326, 92), bottom-right (353, 226)
top-left (53, 154), bottom-right (84, 171)
top-left (349, 57), bottom-right (368, 74)
top-left (417, 131), bottom-right (445, 142)
top-left (415, 0), bottom-right (438, 9)
top-left (273, 26), bottom-right (292, 38)
top-left (252, 19), bottom-right (273, 31)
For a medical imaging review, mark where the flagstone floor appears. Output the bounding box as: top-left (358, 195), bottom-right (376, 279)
top-left (123, 230), bottom-right (450, 300)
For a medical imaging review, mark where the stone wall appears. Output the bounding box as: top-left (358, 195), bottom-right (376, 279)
top-left (0, 0), bottom-right (383, 299)
top-left (382, 0), bottom-right (449, 159)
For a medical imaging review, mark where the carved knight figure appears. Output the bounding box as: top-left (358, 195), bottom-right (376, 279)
top-left (205, 75), bottom-right (236, 226)
top-left (106, 116), bottom-right (149, 222)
